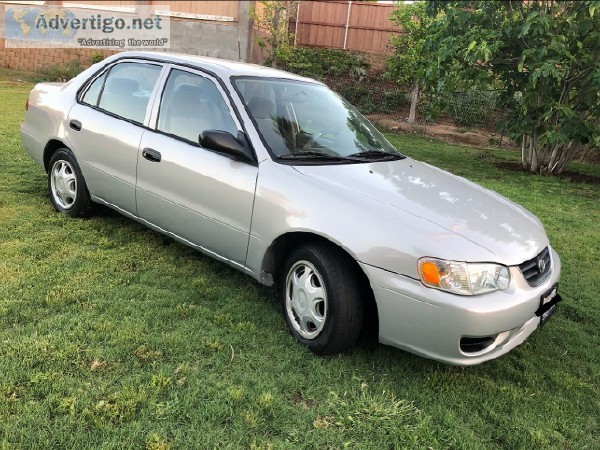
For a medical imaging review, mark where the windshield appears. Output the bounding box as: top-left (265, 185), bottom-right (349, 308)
top-left (233, 77), bottom-right (404, 163)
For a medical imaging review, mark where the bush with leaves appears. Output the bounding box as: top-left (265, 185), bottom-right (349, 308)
top-left (424, 0), bottom-right (600, 174)
top-left (253, 1), bottom-right (298, 68)
top-left (90, 53), bottom-right (104, 64)
top-left (330, 79), bottom-right (408, 116)
top-left (277, 47), bottom-right (367, 80)
top-left (39, 60), bottom-right (83, 82)
top-left (386, 1), bottom-right (432, 122)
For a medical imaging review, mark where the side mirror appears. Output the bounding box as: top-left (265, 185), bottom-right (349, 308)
top-left (199, 130), bottom-right (255, 163)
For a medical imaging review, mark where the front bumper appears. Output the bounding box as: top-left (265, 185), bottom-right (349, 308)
top-left (360, 247), bottom-right (561, 365)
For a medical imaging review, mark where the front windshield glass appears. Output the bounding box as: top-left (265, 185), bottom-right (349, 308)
top-left (233, 77), bottom-right (404, 162)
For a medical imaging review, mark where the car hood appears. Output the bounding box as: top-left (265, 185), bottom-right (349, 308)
top-left (293, 158), bottom-right (547, 265)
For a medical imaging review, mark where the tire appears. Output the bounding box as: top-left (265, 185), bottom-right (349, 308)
top-left (280, 243), bottom-right (364, 355)
top-left (47, 148), bottom-right (95, 217)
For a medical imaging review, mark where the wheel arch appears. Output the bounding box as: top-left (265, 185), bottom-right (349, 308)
top-left (43, 139), bottom-right (69, 172)
top-left (262, 231), bottom-right (379, 336)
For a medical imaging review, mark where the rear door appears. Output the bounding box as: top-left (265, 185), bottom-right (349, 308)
top-left (66, 60), bottom-right (164, 214)
top-left (136, 66), bottom-right (258, 266)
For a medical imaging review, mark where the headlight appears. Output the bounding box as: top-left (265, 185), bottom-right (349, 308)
top-left (417, 257), bottom-right (511, 295)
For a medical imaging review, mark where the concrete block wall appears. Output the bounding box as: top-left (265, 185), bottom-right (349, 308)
top-left (0, 38), bottom-right (117, 72)
top-left (0, 1), bottom-right (256, 73)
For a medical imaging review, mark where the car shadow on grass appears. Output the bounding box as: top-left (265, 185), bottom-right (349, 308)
top-left (30, 185), bottom-right (528, 380)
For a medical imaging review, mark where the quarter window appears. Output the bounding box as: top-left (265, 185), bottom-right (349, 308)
top-left (157, 69), bottom-right (238, 144)
top-left (82, 71), bottom-right (107, 106)
top-left (92, 62), bottom-right (162, 124)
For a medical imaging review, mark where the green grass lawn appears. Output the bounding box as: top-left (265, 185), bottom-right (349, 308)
top-left (1, 74), bottom-right (599, 449)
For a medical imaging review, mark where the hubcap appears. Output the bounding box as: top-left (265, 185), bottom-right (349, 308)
top-left (50, 160), bottom-right (77, 209)
top-left (285, 260), bottom-right (327, 339)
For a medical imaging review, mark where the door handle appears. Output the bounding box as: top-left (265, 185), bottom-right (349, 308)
top-left (142, 148), bottom-right (161, 163)
top-left (69, 119), bottom-right (82, 131)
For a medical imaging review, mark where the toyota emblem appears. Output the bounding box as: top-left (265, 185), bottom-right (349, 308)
top-left (538, 258), bottom-right (546, 273)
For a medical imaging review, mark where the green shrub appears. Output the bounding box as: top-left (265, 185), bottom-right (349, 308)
top-left (90, 53), bottom-right (104, 64)
top-left (274, 46), bottom-right (413, 117)
top-left (336, 83), bottom-right (373, 113)
top-left (381, 90), bottom-right (410, 114)
top-left (328, 78), bottom-right (409, 116)
top-left (277, 47), bottom-right (368, 80)
top-left (39, 60), bottom-right (84, 82)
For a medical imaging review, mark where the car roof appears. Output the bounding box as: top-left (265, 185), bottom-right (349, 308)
top-left (110, 51), bottom-right (323, 84)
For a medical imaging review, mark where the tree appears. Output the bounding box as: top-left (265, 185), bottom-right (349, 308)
top-left (424, 1), bottom-right (600, 174)
top-left (253, 1), bottom-right (298, 68)
top-left (386, 2), bottom-right (430, 123)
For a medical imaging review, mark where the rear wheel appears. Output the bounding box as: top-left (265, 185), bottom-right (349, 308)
top-left (280, 243), bottom-right (364, 355)
top-left (48, 148), bottom-right (95, 217)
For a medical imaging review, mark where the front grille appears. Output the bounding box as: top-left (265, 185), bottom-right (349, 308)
top-left (519, 247), bottom-right (552, 287)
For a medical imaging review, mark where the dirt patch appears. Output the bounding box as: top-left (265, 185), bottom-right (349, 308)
top-left (496, 161), bottom-right (600, 184)
top-left (291, 392), bottom-right (315, 409)
top-left (368, 114), bottom-right (518, 150)
top-left (371, 114), bottom-right (599, 165)
top-left (360, 51), bottom-right (391, 77)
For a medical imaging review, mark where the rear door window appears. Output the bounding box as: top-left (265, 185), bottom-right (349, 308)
top-left (91, 62), bottom-right (162, 124)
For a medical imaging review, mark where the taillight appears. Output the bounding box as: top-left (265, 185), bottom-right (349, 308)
top-left (25, 98), bottom-right (29, 111)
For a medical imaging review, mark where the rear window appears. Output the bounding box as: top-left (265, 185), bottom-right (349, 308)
top-left (83, 62), bottom-right (162, 124)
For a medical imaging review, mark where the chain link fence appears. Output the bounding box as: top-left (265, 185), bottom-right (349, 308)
top-left (447, 90), bottom-right (506, 131)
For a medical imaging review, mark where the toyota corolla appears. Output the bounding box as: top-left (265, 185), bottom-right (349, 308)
top-left (20, 51), bottom-right (562, 365)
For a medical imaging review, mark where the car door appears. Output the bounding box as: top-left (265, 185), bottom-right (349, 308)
top-left (66, 60), bottom-right (164, 214)
top-left (136, 66), bottom-right (258, 266)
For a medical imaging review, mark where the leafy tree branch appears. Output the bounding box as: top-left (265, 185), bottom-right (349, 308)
top-left (424, 0), bottom-right (599, 174)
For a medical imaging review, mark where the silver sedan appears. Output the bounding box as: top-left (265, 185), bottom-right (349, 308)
top-left (21, 51), bottom-right (561, 365)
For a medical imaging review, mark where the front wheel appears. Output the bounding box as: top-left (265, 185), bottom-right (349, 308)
top-left (48, 148), bottom-right (95, 217)
top-left (280, 243), bottom-right (364, 355)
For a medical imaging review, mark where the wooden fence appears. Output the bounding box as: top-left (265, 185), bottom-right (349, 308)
top-left (292, 0), bottom-right (401, 53)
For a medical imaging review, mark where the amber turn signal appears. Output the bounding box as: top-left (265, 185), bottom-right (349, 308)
top-left (420, 261), bottom-right (441, 285)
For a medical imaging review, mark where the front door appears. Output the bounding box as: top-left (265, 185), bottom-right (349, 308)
top-left (136, 67), bottom-right (258, 266)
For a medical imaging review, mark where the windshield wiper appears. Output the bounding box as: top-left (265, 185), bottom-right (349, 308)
top-left (278, 150), bottom-right (403, 163)
top-left (346, 150), bottom-right (404, 161)
top-left (278, 150), bottom-right (357, 162)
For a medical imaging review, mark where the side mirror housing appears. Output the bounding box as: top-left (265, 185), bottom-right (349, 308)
top-left (199, 130), bottom-right (255, 163)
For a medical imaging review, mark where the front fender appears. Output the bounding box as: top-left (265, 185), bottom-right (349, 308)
top-left (245, 160), bottom-right (497, 283)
